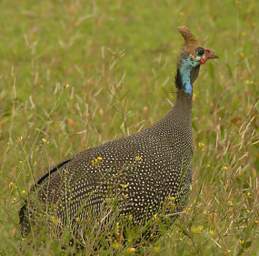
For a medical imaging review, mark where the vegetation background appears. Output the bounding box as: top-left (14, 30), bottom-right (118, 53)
top-left (0, 0), bottom-right (258, 255)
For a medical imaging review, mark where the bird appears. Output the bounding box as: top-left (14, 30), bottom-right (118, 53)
top-left (19, 26), bottom-right (217, 243)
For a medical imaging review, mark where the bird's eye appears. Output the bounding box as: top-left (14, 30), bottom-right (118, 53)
top-left (196, 47), bottom-right (205, 56)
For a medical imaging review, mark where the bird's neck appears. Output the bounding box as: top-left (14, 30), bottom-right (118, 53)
top-left (148, 66), bottom-right (194, 135)
top-left (171, 90), bottom-right (192, 125)
top-left (150, 74), bottom-right (192, 134)
top-left (175, 90), bottom-right (192, 110)
top-left (174, 67), bottom-right (193, 119)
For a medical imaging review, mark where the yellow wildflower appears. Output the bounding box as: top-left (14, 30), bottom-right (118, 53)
top-left (127, 247), bottom-right (136, 253)
top-left (198, 142), bottom-right (205, 151)
top-left (135, 155), bottom-right (143, 161)
top-left (191, 225), bottom-right (204, 234)
top-left (228, 200), bottom-right (233, 206)
top-left (209, 229), bottom-right (215, 236)
top-left (245, 79), bottom-right (254, 85)
top-left (41, 138), bottom-right (49, 144)
top-left (239, 239), bottom-right (244, 245)
top-left (169, 196), bottom-right (176, 201)
top-left (8, 182), bottom-right (15, 189)
top-left (112, 242), bottom-right (121, 250)
top-left (50, 216), bottom-right (60, 225)
top-left (120, 183), bottom-right (129, 189)
top-left (153, 213), bottom-right (158, 220)
top-left (91, 156), bottom-right (103, 166)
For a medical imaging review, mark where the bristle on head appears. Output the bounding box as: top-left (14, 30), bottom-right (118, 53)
top-left (178, 26), bottom-right (199, 54)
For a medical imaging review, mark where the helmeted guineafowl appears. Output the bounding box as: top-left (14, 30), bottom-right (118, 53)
top-left (19, 26), bottom-right (217, 239)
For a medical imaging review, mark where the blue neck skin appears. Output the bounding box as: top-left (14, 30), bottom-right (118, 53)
top-left (179, 57), bottom-right (199, 95)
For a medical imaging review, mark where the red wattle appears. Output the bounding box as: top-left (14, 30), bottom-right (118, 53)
top-left (200, 57), bottom-right (207, 65)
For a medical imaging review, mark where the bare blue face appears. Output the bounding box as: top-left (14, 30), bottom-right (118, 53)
top-left (179, 56), bottom-right (200, 95)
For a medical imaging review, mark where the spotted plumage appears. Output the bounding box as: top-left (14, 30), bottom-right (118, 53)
top-left (19, 26), bottom-right (217, 237)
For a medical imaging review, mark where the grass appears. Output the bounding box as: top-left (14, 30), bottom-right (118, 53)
top-left (0, 0), bottom-right (258, 255)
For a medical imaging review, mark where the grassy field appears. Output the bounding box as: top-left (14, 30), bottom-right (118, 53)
top-left (0, 0), bottom-right (258, 255)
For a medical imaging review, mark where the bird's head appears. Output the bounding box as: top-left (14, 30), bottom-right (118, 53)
top-left (176, 26), bottom-right (218, 95)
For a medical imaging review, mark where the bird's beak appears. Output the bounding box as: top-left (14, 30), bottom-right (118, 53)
top-left (205, 48), bottom-right (218, 59)
top-left (200, 48), bottom-right (218, 64)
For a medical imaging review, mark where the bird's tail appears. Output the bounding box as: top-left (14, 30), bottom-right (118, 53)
top-left (19, 201), bottom-right (31, 237)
